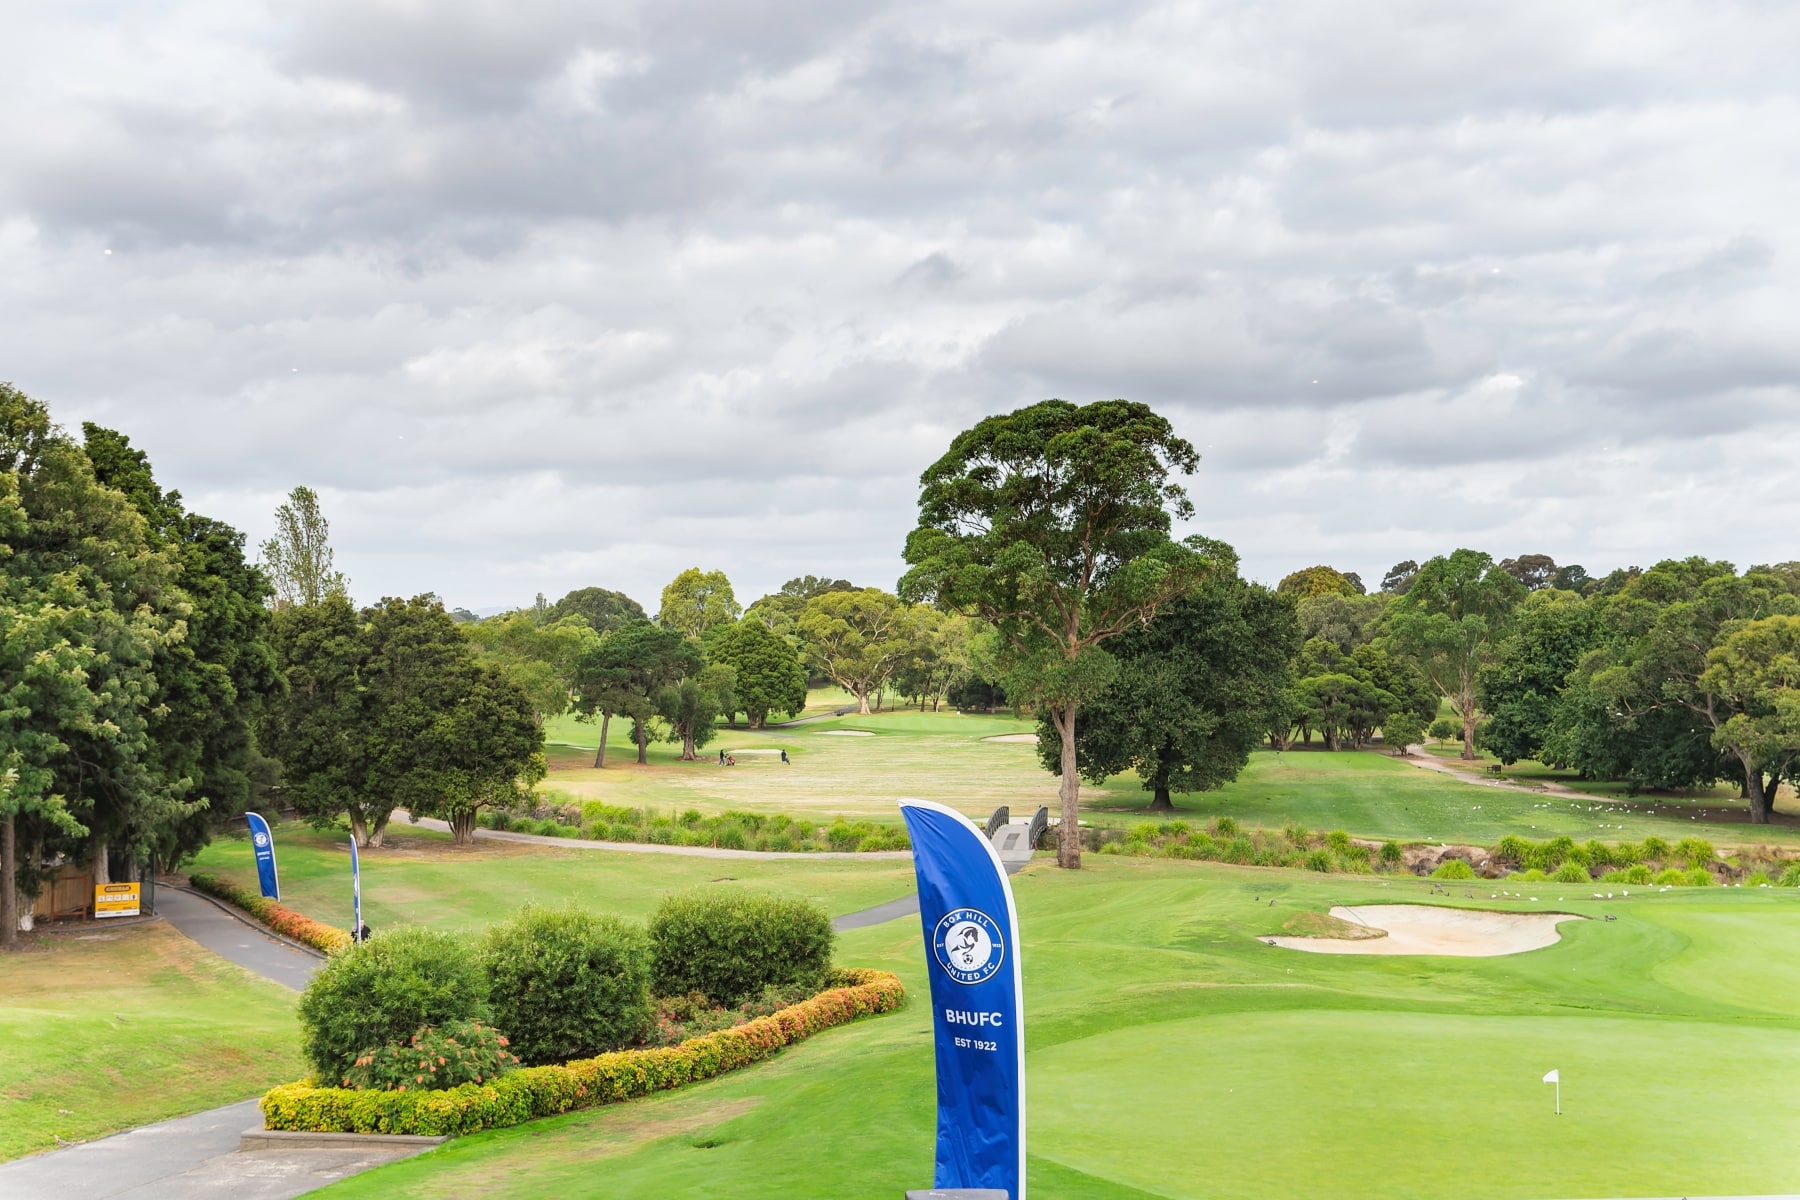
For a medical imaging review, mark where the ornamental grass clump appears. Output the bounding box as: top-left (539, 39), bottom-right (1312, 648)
top-left (297, 926), bottom-right (489, 1081)
top-left (339, 1020), bottom-right (518, 1092)
top-left (649, 891), bottom-right (834, 1006)
top-left (1553, 860), bottom-right (1591, 884)
top-left (481, 905), bottom-right (655, 1066)
top-left (1431, 859), bottom-right (1476, 881)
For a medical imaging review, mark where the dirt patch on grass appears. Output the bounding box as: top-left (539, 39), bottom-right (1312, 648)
top-left (1268, 904), bottom-right (1580, 957)
top-left (434, 1095), bottom-right (763, 1198)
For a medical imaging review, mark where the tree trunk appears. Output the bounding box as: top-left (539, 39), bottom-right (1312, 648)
top-left (1743, 759), bottom-right (1773, 824)
top-left (2, 814), bottom-right (17, 952)
top-left (348, 810), bottom-right (368, 847)
top-left (1324, 727), bottom-right (1339, 752)
top-left (451, 810), bottom-right (475, 844)
top-left (371, 811), bottom-right (391, 847)
top-left (751, 713), bottom-right (765, 729)
top-left (857, 688), bottom-right (871, 715)
top-left (1460, 679), bottom-right (1478, 760)
top-left (92, 840), bottom-right (110, 886)
top-left (1148, 782), bottom-right (1173, 811)
top-left (636, 721), bottom-right (649, 765)
top-left (680, 725), bottom-right (697, 761)
top-left (1054, 705), bottom-right (1082, 869)
top-left (594, 710), bottom-right (611, 768)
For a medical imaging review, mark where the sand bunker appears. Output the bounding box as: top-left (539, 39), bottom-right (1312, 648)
top-left (982, 733), bottom-right (1039, 744)
top-left (817, 729), bottom-right (875, 737)
top-left (1267, 905), bottom-right (1580, 957)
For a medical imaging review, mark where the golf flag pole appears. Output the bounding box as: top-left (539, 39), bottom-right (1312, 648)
top-left (349, 835), bottom-right (363, 943)
top-left (899, 798), bottom-right (1026, 1200)
top-left (1544, 1069), bottom-right (1560, 1115)
top-left (245, 812), bottom-right (280, 900)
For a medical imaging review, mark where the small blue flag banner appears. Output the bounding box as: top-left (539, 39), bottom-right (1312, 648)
top-left (899, 798), bottom-right (1026, 1200)
top-left (246, 812), bottom-right (280, 900)
top-left (349, 835), bottom-right (363, 942)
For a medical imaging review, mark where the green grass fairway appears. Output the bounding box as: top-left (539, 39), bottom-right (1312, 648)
top-left (308, 857), bottom-right (1800, 1199)
top-left (540, 703), bottom-right (1800, 851)
top-left (186, 823), bottom-right (916, 935)
top-left (0, 921), bottom-right (302, 1162)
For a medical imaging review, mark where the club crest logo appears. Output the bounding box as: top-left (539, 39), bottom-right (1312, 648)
top-left (933, 908), bottom-right (1004, 985)
top-left (253, 832), bottom-right (270, 848)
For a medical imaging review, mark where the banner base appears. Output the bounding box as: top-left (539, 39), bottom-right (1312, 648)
top-left (905, 1191), bottom-right (1009, 1199)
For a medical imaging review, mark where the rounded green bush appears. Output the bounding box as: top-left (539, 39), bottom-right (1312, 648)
top-left (649, 891), bottom-right (834, 1006)
top-left (340, 1018), bottom-right (519, 1091)
top-left (1304, 849), bottom-right (1333, 873)
top-left (1213, 816), bottom-right (1239, 837)
top-left (1640, 836), bottom-right (1671, 861)
top-left (1492, 835), bottom-right (1532, 866)
top-left (1379, 840), bottom-right (1403, 868)
top-left (480, 904), bottom-right (654, 1066)
top-left (1675, 837), bottom-right (1715, 868)
top-left (1781, 863), bottom-right (1800, 888)
top-left (1686, 867), bottom-right (1714, 887)
top-left (1427, 717), bottom-right (1459, 741)
top-left (297, 926), bottom-right (488, 1081)
top-left (1553, 860), bottom-right (1591, 884)
top-left (1654, 867), bottom-right (1689, 885)
top-left (1432, 859), bottom-right (1476, 880)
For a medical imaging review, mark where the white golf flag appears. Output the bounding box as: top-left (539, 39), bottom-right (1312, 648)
top-left (1543, 1069), bottom-right (1559, 1083)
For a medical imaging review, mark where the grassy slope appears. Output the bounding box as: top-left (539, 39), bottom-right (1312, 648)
top-left (539, 704), bottom-right (1800, 851)
top-left (185, 824), bottom-right (917, 935)
top-left (311, 858), bottom-right (1800, 1199)
top-left (0, 922), bottom-right (302, 1161)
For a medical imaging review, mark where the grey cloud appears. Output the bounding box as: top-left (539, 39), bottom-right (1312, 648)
top-left (6, 0), bottom-right (1800, 608)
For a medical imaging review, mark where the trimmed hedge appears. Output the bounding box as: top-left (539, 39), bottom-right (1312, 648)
top-left (298, 926), bottom-right (489, 1080)
top-left (188, 872), bottom-right (351, 954)
top-left (260, 968), bottom-right (905, 1137)
top-left (481, 905), bottom-right (654, 1065)
top-left (649, 891), bottom-right (834, 1005)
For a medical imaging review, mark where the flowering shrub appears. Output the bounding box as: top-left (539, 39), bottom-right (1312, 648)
top-left (644, 982), bottom-right (815, 1047)
top-left (339, 1020), bottom-right (519, 1092)
top-left (261, 968), bottom-right (905, 1137)
top-left (187, 873), bottom-right (351, 954)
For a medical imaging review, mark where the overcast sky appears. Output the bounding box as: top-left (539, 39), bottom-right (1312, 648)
top-left (4, 1), bottom-right (1797, 613)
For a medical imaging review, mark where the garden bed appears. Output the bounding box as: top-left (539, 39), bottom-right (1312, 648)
top-left (259, 968), bottom-right (904, 1137)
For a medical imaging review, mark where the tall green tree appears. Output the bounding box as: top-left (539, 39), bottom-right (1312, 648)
top-left (260, 486), bottom-right (349, 608)
top-left (571, 621), bottom-right (697, 765)
top-left (265, 595), bottom-right (381, 843)
top-left (1042, 555), bottom-right (1298, 809)
top-left (658, 662), bottom-right (735, 760)
top-left (1, 385), bottom-right (181, 947)
top-left (710, 619), bottom-right (807, 727)
top-left (548, 586), bottom-right (647, 634)
top-left (1388, 549), bottom-right (1527, 759)
top-left (1478, 588), bottom-right (1600, 765)
top-left (82, 425), bottom-right (282, 862)
top-left (657, 568), bottom-right (740, 640)
top-left (900, 399), bottom-right (1217, 868)
top-left (466, 609), bottom-right (600, 726)
top-left (1699, 615), bottom-right (1800, 816)
top-left (1572, 559), bottom-right (1800, 821)
top-left (796, 588), bottom-right (919, 715)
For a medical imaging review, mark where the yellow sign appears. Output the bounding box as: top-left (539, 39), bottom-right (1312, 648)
top-left (94, 882), bottom-right (140, 918)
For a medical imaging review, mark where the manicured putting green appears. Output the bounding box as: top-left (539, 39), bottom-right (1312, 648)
top-left (310, 857), bottom-right (1800, 1199)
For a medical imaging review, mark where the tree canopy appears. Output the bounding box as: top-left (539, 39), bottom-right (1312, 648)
top-left (260, 486), bottom-right (349, 608)
top-left (1041, 553), bottom-right (1298, 808)
top-left (548, 586), bottom-right (647, 634)
top-left (796, 588), bottom-right (918, 714)
top-left (900, 398), bottom-right (1217, 867)
top-left (1387, 549), bottom-right (1526, 759)
top-left (1278, 565), bottom-right (1362, 598)
top-left (658, 569), bottom-right (740, 640)
top-left (709, 619), bottom-right (808, 727)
